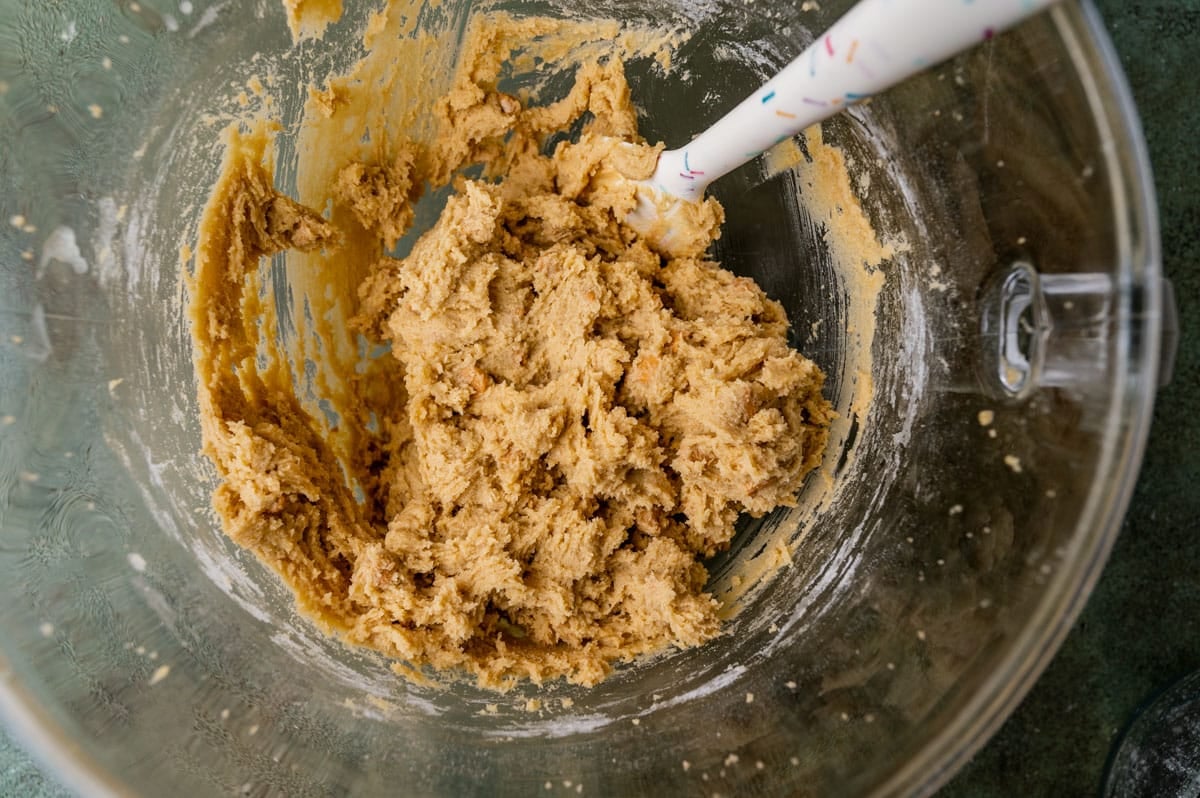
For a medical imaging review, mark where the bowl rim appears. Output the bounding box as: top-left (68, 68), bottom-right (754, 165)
top-left (870, 1), bottom-right (1164, 795)
top-left (0, 672), bottom-right (130, 797)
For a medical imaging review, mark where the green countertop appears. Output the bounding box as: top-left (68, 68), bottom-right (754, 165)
top-left (2, 1), bottom-right (1196, 795)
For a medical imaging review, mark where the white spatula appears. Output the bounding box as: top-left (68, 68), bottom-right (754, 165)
top-left (630, 0), bottom-right (1059, 250)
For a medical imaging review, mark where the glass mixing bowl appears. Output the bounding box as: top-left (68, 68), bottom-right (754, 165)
top-left (0, 0), bottom-right (1171, 795)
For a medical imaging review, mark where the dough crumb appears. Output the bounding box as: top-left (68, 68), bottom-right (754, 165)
top-left (308, 84), bottom-right (348, 118)
top-left (334, 149), bottom-right (418, 249)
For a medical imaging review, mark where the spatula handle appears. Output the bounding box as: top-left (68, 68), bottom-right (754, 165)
top-left (652, 0), bottom-right (1058, 200)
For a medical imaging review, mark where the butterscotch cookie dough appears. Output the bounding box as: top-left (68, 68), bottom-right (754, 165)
top-left (190, 12), bottom-right (831, 687)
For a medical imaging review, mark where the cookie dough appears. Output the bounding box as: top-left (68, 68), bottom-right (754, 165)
top-left (190, 14), bottom-right (831, 687)
top-left (282, 0), bottom-right (344, 41)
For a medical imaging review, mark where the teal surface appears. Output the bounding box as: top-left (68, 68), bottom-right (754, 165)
top-left (1, 1), bottom-right (1196, 795)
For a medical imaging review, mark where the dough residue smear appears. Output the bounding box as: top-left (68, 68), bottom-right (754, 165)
top-left (282, 0), bottom-right (344, 41)
top-left (190, 11), bottom-right (832, 688)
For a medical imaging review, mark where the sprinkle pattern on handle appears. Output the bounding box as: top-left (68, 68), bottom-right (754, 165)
top-left (652, 0), bottom-right (1059, 200)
